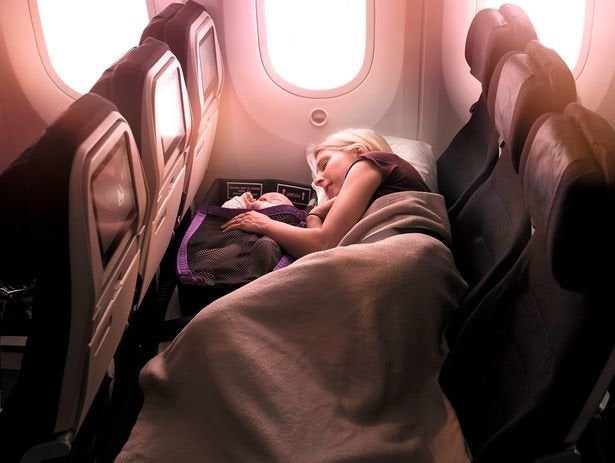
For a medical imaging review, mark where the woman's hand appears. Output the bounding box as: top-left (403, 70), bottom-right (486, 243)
top-left (220, 211), bottom-right (272, 234)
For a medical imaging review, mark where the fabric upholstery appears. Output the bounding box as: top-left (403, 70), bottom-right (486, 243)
top-left (438, 5), bottom-right (536, 214)
top-left (489, 40), bottom-right (577, 171)
top-left (441, 104), bottom-right (615, 463)
top-left (446, 43), bottom-right (577, 343)
top-left (163, 0), bottom-right (204, 73)
top-left (466, 4), bottom-right (537, 93)
top-left (139, 2), bottom-right (182, 43)
top-left (91, 37), bottom-right (170, 151)
top-left (0, 94), bottom-right (128, 460)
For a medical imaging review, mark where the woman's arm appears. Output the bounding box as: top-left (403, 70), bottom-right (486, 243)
top-left (221, 161), bottom-right (382, 258)
top-left (305, 197), bottom-right (335, 228)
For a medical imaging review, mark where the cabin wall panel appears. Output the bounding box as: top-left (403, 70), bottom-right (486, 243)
top-left (438, 0), bottom-right (482, 158)
top-left (201, 0), bottom-right (425, 194)
top-left (576, 0), bottom-right (615, 126)
top-left (417, 0), bottom-right (462, 158)
top-left (0, 0), bottom-right (74, 173)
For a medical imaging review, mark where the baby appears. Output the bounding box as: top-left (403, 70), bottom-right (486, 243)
top-left (221, 191), bottom-right (293, 209)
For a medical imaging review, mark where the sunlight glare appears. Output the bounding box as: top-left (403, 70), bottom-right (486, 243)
top-left (36, 0), bottom-right (149, 94)
top-left (483, 0), bottom-right (586, 71)
top-left (263, 0), bottom-right (366, 91)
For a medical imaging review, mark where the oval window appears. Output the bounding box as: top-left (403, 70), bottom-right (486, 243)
top-left (256, 0), bottom-right (374, 98)
top-left (481, 0), bottom-right (591, 75)
top-left (34, 0), bottom-right (149, 95)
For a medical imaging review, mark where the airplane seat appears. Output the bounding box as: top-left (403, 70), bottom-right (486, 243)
top-left (0, 93), bottom-right (148, 462)
top-left (139, 2), bottom-right (183, 42)
top-left (90, 37), bottom-right (192, 307)
top-left (437, 4), bottom-right (536, 217)
top-left (141, 0), bottom-right (224, 220)
top-left (489, 40), bottom-right (578, 172)
top-left (439, 102), bottom-right (615, 463)
top-left (445, 40), bottom-right (577, 344)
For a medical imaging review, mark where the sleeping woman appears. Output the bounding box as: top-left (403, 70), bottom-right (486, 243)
top-left (116, 128), bottom-right (468, 463)
top-left (221, 128), bottom-right (430, 258)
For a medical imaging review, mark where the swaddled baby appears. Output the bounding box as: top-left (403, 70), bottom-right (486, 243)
top-left (221, 192), bottom-right (293, 209)
top-left (177, 190), bottom-right (303, 296)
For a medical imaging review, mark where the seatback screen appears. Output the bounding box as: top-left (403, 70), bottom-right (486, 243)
top-left (91, 138), bottom-right (138, 267)
top-left (199, 28), bottom-right (219, 109)
top-left (155, 67), bottom-right (186, 164)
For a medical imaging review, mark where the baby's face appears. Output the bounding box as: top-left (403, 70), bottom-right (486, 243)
top-left (258, 192), bottom-right (292, 206)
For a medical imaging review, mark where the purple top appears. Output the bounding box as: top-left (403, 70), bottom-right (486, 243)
top-left (349, 151), bottom-right (430, 200)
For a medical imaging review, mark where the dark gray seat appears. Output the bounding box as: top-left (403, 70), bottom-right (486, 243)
top-left (440, 102), bottom-right (615, 463)
top-left (445, 40), bottom-right (577, 344)
top-left (437, 4), bottom-right (536, 217)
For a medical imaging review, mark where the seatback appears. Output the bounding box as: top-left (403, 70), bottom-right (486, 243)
top-left (91, 37), bottom-right (192, 306)
top-left (489, 40), bottom-right (578, 172)
top-left (437, 4), bottom-right (536, 215)
top-left (0, 94), bottom-right (148, 461)
top-left (141, 0), bottom-right (224, 219)
top-left (445, 40), bottom-right (577, 343)
top-left (440, 102), bottom-right (615, 463)
top-left (139, 2), bottom-right (182, 40)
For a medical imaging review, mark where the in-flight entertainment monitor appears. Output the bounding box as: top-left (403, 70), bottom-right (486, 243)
top-left (155, 67), bottom-right (187, 165)
top-left (91, 137), bottom-right (138, 267)
top-left (198, 27), bottom-right (219, 110)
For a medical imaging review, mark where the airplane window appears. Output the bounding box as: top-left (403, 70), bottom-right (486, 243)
top-left (257, 0), bottom-right (373, 97)
top-left (481, 0), bottom-right (588, 73)
top-left (34, 0), bottom-right (149, 95)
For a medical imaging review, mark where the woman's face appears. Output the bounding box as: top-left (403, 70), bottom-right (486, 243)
top-left (314, 148), bottom-right (357, 198)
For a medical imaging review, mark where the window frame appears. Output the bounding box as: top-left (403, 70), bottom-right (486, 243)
top-left (28, 0), bottom-right (80, 99)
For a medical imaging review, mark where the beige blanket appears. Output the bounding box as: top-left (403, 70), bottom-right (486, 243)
top-left (116, 191), bottom-right (470, 462)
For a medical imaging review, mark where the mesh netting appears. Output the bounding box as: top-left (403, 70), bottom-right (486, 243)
top-left (178, 205), bottom-right (305, 287)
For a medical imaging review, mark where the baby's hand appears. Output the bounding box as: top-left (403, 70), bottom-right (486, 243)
top-left (240, 192), bottom-right (256, 208)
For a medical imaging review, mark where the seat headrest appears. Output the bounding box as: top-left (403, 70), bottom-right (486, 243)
top-left (163, 0), bottom-right (206, 72)
top-left (525, 40), bottom-right (577, 107)
top-left (0, 94), bottom-right (120, 280)
top-left (564, 102), bottom-right (615, 186)
top-left (139, 2), bottom-right (183, 43)
top-left (499, 3), bottom-right (536, 43)
top-left (465, 4), bottom-right (536, 91)
top-left (90, 37), bottom-right (171, 150)
top-left (520, 103), bottom-right (615, 291)
top-left (489, 40), bottom-right (577, 171)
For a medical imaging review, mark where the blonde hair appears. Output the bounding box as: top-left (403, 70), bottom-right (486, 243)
top-left (305, 128), bottom-right (392, 202)
top-left (311, 128), bottom-right (391, 159)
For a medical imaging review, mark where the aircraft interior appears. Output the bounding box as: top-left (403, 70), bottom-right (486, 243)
top-left (0, 1), bottom-right (614, 462)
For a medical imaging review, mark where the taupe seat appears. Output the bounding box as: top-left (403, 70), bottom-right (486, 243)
top-left (141, 0), bottom-right (224, 219)
top-left (91, 37), bottom-right (192, 306)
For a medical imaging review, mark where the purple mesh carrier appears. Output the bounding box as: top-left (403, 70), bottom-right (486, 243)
top-left (177, 203), bottom-right (306, 287)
